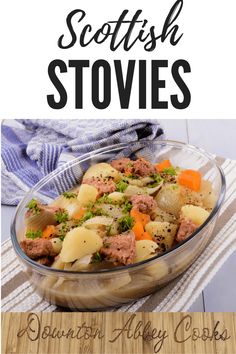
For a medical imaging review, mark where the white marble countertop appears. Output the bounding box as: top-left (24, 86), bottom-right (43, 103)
top-left (1, 119), bottom-right (236, 311)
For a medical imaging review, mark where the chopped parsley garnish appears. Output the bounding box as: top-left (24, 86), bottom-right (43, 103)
top-left (55, 210), bottom-right (69, 223)
top-left (59, 235), bottom-right (65, 241)
top-left (122, 200), bottom-right (132, 213)
top-left (118, 215), bottom-right (134, 233)
top-left (27, 199), bottom-right (41, 214)
top-left (77, 211), bottom-right (95, 226)
top-left (162, 167), bottom-right (176, 176)
top-left (96, 194), bottom-right (114, 204)
top-left (147, 174), bottom-right (163, 187)
top-left (115, 180), bottom-right (128, 192)
top-left (26, 230), bottom-right (42, 239)
top-left (63, 192), bottom-right (77, 199)
top-left (57, 222), bottom-right (71, 239)
top-left (91, 252), bottom-right (103, 263)
top-left (171, 184), bottom-right (179, 190)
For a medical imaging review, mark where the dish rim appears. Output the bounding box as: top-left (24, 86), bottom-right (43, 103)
top-left (10, 139), bottom-right (226, 276)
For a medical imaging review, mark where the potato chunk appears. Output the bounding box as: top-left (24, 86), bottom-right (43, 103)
top-left (155, 184), bottom-right (184, 216)
top-left (135, 240), bottom-right (159, 263)
top-left (77, 184), bottom-right (98, 207)
top-left (145, 221), bottom-right (177, 250)
top-left (108, 192), bottom-right (125, 204)
top-left (60, 227), bottom-right (103, 263)
top-left (83, 163), bottom-right (120, 182)
top-left (181, 205), bottom-right (210, 225)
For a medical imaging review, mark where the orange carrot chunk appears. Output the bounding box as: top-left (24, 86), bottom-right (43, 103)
top-left (132, 221), bottom-right (145, 240)
top-left (42, 225), bottom-right (55, 238)
top-left (140, 232), bottom-right (153, 241)
top-left (73, 209), bottom-right (86, 220)
top-left (155, 159), bottom-right (171, 172)
top-left (178, 169), bottom-right (202, 192)
top-left (130, 208), bottom-right (150, 226)
top-left (132, 222), bottom-right (153, 241)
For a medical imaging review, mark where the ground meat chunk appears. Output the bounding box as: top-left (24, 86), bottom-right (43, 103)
top-left (176, 218), bottom-right (198, 242)
top-left (130, 195), bottom-right (157, 214)
top-left (83, 177), bottom-right (116, 196)
top-left (110, 158), bottom-right (131, 172)
top-left (132, 158), bottom-right (156, 177)
top-left (20, 238), bottom-right (57, 260)
top-left (100, 231), bottom-right (136, 265)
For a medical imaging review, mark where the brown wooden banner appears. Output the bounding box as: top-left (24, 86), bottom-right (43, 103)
top-left (2, 312), bottom-right (236, 354)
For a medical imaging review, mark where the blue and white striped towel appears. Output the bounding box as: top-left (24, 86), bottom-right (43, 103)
top-left (1, 119), bottom-right (164, 205)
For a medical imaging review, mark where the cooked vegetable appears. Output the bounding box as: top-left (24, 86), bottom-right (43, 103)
top-left (181, 205), bottom-right (210, 225)
top-left (60, 227), bottom-right (103, 263)
top-left (26, 230), bottom-right (42, 239)
top-left (63, 192), bottom-right (77, 199)
top-left (155, 184), bottom-right (184, 216)
top-left (115, 180), bottom-right (129, 192)
top-left (155, 159), bottom-right (171, 172)
top-left (145, 221), bottom-right (178, 250)
top-left (178, 169), bottom-right (202, 192)
top-left (55, 210), bottom-right (69, 224)
top-left (118, 215), bottom-right (134, 233)
top-left (21, 155), bottom-right (215, 271)
top-left (135, 240), bottom-right (159, 262)
top-left (130, 209), bottom-right (150, 226)
top-left (27, 199), bottom-right (41, 214)
top-left (108, 191), bottom-right (125, 203)
top-left (83, 163), bottom-right (120, 182)
top-left (124, 185), bottom-right (147, 197)
top-left (77, 184), bottom-right (98, 207)
top-left (42, 225), bottom-right (55, 238)
top-left (50, 238), bottom-right (63, 253)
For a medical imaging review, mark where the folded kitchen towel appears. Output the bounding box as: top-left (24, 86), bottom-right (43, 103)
top-left (1, 119), bottom-right (164, 205)
top-left (1, 156), bottom-right (236, 312)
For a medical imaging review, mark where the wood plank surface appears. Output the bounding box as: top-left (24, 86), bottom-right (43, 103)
top-left (2, 312), bottom-right (236, 354)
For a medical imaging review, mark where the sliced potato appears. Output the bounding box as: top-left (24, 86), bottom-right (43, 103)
top-left (51, 257), bottom-right (65, 270)
top-left (145, 221), bottom-right (177, 250)
top-left (83, 163), bottom-right (120, 182)
top-left (64, 255), bottom-right (92, 271)
top-left (200, 180), bottom-right (216, 211)
top-left (181, 205), bottom-right (210, 225)
top-left (60, 227), bottom-right (103, 263)
top-left (153, 206), bottom-right (178, 224)
top-left (124, 185), bottom-right (147, 197)
top-left (77, 184), bottom-right (98, 207)
top-left (155, 184), bottom-right (184, 216)
top-left (108, 192), bottom-right (125, 204)
top-left (135, 240), bottom-right (159, 263)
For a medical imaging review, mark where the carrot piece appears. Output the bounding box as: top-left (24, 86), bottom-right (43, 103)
top-left (73, 209), bottom-right (86, 220)
top-left (132, 221), bottom-right (145, 240)
top-left (130, 208), bottom-right (150, 226)
top-left (178, 169), bottom-right (202, 192)
top-left (42, 225), bottom-right (55, 238)
top-left (155, 159), bottom-right (171, 172)
top-left (140, 232), bottom-right (153, 241)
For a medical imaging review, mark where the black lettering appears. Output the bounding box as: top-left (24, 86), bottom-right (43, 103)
top-left (151, 60), bottom-right (168, 109)
top-left (58, 10), bottom-right (86, 49)
top-left (69, 60), bottom-right (89, 108)
top-left (139, 60), bottom-right (146, 108)
top-left (171, 59), bottom-right (191, 109)
top-left (115, 60), bottom-right (135, 108)
top-left (92, 60), bottom-right (111, 109)
top-left (47, 60), bottom-right (67, 109)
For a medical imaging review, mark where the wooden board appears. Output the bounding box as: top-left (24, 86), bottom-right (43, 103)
top-left (2, 312), bottom-right (236, 354)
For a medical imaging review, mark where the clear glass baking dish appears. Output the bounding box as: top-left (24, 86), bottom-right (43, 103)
top-left (11, 140), bottom-right (226, 310)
